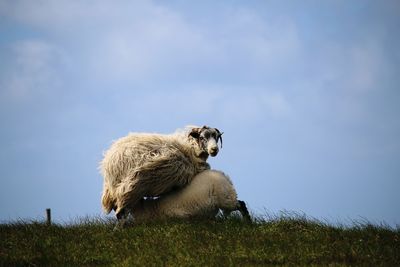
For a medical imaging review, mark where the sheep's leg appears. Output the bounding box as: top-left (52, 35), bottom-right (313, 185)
top-left (116, 207), bottom-right (129, 220)
top-left (115, 200), bottom-right (132, 225)
top-left (115, 177), bottom-right (146, 223)
top-left (114, 209), bottom-right (129, 230)
top-left (237, 200), bottom-right (251, 222)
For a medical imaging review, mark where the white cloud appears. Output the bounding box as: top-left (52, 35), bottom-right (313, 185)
top-left (180, 86), bottom-right (293, 124)
top-left (87, 7), bottom-right (211, 81)
top-left (262, 92), bottom-right (292, 117)
top-left (315, 37), bottom-right (385, 95)
top-left (350, 41), bottom-right (382, 93)
top-left (83, 5), bottom-right (301, 82)
top-left (221, 89), bottom-right (292, 123)
top-left (228, 10), bottom-right (301, 67)
top-left (0, 1), bottom-right (302, 83)
top-left (1, 0), bottom-right (136, 32)
top-left (100, 85), bottom-right (293, 130)
top-left (0, 40), bottom-right (67, 101)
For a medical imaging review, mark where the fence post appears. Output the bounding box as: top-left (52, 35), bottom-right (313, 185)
top-left (46, 208), bottom-right (51, 225)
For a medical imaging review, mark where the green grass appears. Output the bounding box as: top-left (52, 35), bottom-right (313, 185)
top-left (1, 214), bottom-right (399, 266)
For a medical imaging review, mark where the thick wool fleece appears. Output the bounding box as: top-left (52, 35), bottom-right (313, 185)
top-left (100, 132), bottom-right (210, 215)
top-left (132, 170), bottom-right (239, 222)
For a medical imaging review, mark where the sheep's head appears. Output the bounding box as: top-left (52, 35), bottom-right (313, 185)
top-left (189, 126), bottom-right (223, 159)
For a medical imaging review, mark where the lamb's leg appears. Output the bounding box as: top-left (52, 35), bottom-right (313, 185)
top-left (238, 200), bottom-right (251, 222)
top-left (220, 201), bottom-right (251, 222)
top-left (222, 209), bottom-right (229, 218)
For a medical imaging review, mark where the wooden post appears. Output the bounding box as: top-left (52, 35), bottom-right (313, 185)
top-left (46, 208), bottom-right (51, 225)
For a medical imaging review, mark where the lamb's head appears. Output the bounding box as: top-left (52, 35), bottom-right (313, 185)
top-left (188, 126), bottom-right (223, 159)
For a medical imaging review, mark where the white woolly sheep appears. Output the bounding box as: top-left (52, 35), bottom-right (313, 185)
top-left (131, 170), bottom-right (251, 223)
top-left (100, 126), bottom-right (223, 221)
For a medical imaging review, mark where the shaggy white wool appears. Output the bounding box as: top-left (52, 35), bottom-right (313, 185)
top-left (100, 126), bottom-right (219, 217)
top-left (131, 170), bottom-right (242, 222)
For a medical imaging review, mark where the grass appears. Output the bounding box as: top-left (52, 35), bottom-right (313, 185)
top-left (0, 214), bottom-right (399, 266)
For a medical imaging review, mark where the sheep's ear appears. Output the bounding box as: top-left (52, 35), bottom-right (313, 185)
top-left (215, 128), bottom-right (224, 148)
top-left (218, 133), bottom-right (223, 148)
top-left (189, 128), bottom-right (201, 139)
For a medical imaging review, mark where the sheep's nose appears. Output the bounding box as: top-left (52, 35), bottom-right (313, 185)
top-left (209, 147), bottom-right (218, 156)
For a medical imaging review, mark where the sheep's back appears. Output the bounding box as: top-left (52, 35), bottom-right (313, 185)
top-left (135, 146), bottom-right (201, 196)
top-left (101, 133), bottom-right (209, 192)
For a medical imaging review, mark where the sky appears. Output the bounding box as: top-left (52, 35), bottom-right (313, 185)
top-left (0, 0), bottom-right (399, 226)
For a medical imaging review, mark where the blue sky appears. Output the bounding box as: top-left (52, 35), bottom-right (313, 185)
top-left (0, 0), bottom-right (399, 226)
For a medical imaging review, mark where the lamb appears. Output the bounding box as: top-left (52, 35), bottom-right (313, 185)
top-left (100, 126), bottom-right (223, 221)
top-left (132, 170), bottom-right (251, 223)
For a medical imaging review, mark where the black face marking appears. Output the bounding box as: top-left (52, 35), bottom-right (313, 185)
top-left (189, 126), bottom-right (223, 155)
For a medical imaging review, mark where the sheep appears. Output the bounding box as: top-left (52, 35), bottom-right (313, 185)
top-left (131, 170), bottom-right (251, 223)
top-left (100, 125), bottom-right (223, 222)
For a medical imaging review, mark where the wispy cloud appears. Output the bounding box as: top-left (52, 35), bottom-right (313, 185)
top-left (0, 39), bottom-right (67, 102)
top-left (0, 0), bottom-right (302, 85)
top-left (1, 0), bottom-right (399, 224)
top-left (349, 41), bottom-right (383, 93)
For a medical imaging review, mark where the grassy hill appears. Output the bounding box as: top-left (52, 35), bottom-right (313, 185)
top-left (1, 214), bottom-right (399, 266)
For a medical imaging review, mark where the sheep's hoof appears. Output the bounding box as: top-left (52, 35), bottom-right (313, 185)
top-left (114, 209), bottom-right (130, 230)
top-left (113, 218), bottom-right (129, 231)
top-left (238, 200), bottom-right (251, 222)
